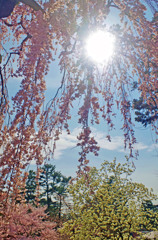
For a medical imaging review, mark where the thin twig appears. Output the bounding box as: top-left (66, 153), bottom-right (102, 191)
top-left (46, 64), bottom-right (66, 110)
top-left (2, 52), bottom-right (20, 71)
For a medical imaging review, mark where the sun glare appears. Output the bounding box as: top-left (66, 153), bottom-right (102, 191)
top-left (85, 30), bottom-right (115, 64)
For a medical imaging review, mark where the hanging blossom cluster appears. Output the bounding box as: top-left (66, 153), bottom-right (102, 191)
top-left (0, 0), bottom-right (157, 233)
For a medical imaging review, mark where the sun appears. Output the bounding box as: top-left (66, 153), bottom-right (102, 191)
top-left (85, 30), bottom-right (115, 64)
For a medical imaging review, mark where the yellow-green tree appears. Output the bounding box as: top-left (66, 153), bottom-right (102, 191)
top-left (60, 159), bottom-right (158, 240)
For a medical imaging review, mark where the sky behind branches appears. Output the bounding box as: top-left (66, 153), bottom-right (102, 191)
top-left (5, 1), bottom-right (158, 198)
top-left (7, 57), bottom-right (158, 197)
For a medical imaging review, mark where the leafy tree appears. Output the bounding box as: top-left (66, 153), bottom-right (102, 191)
top-left (141, 200), bottom-right (158, 230)
top-left (142, 200), bottom-right (158, 212)
top-left (60, 159), bottom-right (158, 239)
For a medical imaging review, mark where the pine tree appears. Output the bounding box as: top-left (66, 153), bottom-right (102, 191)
top-left (25, 170), bottom-right (36, 203)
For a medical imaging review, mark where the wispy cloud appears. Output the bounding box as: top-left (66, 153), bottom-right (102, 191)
top-left (133, 142), bottom-right (148, 151)
top-left (147, 143), bottom-right (158, 152)
top-left (91, 129), bottom-right (124, 151)
top-left (53, 127), bottom-right (152, 159)
top-left (90, 128), bottom-right (150, 152)
top-left (53, 128), bottom-right (79, 159)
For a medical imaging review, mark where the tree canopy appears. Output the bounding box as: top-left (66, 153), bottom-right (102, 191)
top-left (60, 159), bottom-right (158, 239)
top-left (133, 96), bottom-right (158, 127)
top-left (25, 164), bottom-right (71, 218)
top-left (0, 0), bottom-right (158, 237)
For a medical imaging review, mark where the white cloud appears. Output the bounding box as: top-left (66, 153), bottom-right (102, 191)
top-left (133, 142), bottom-right (148, 151)
top-left (53, 128), bottom-right (79, 159)
top-left (46, 127), bottom-right (156, 160)
top-left (91, 129), bottom-right (124, 151)
top-left (147, 143), bottom-right (158, 152)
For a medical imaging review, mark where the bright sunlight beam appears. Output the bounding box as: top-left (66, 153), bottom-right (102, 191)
top-left (85, 30), bottom-right (115, 64)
